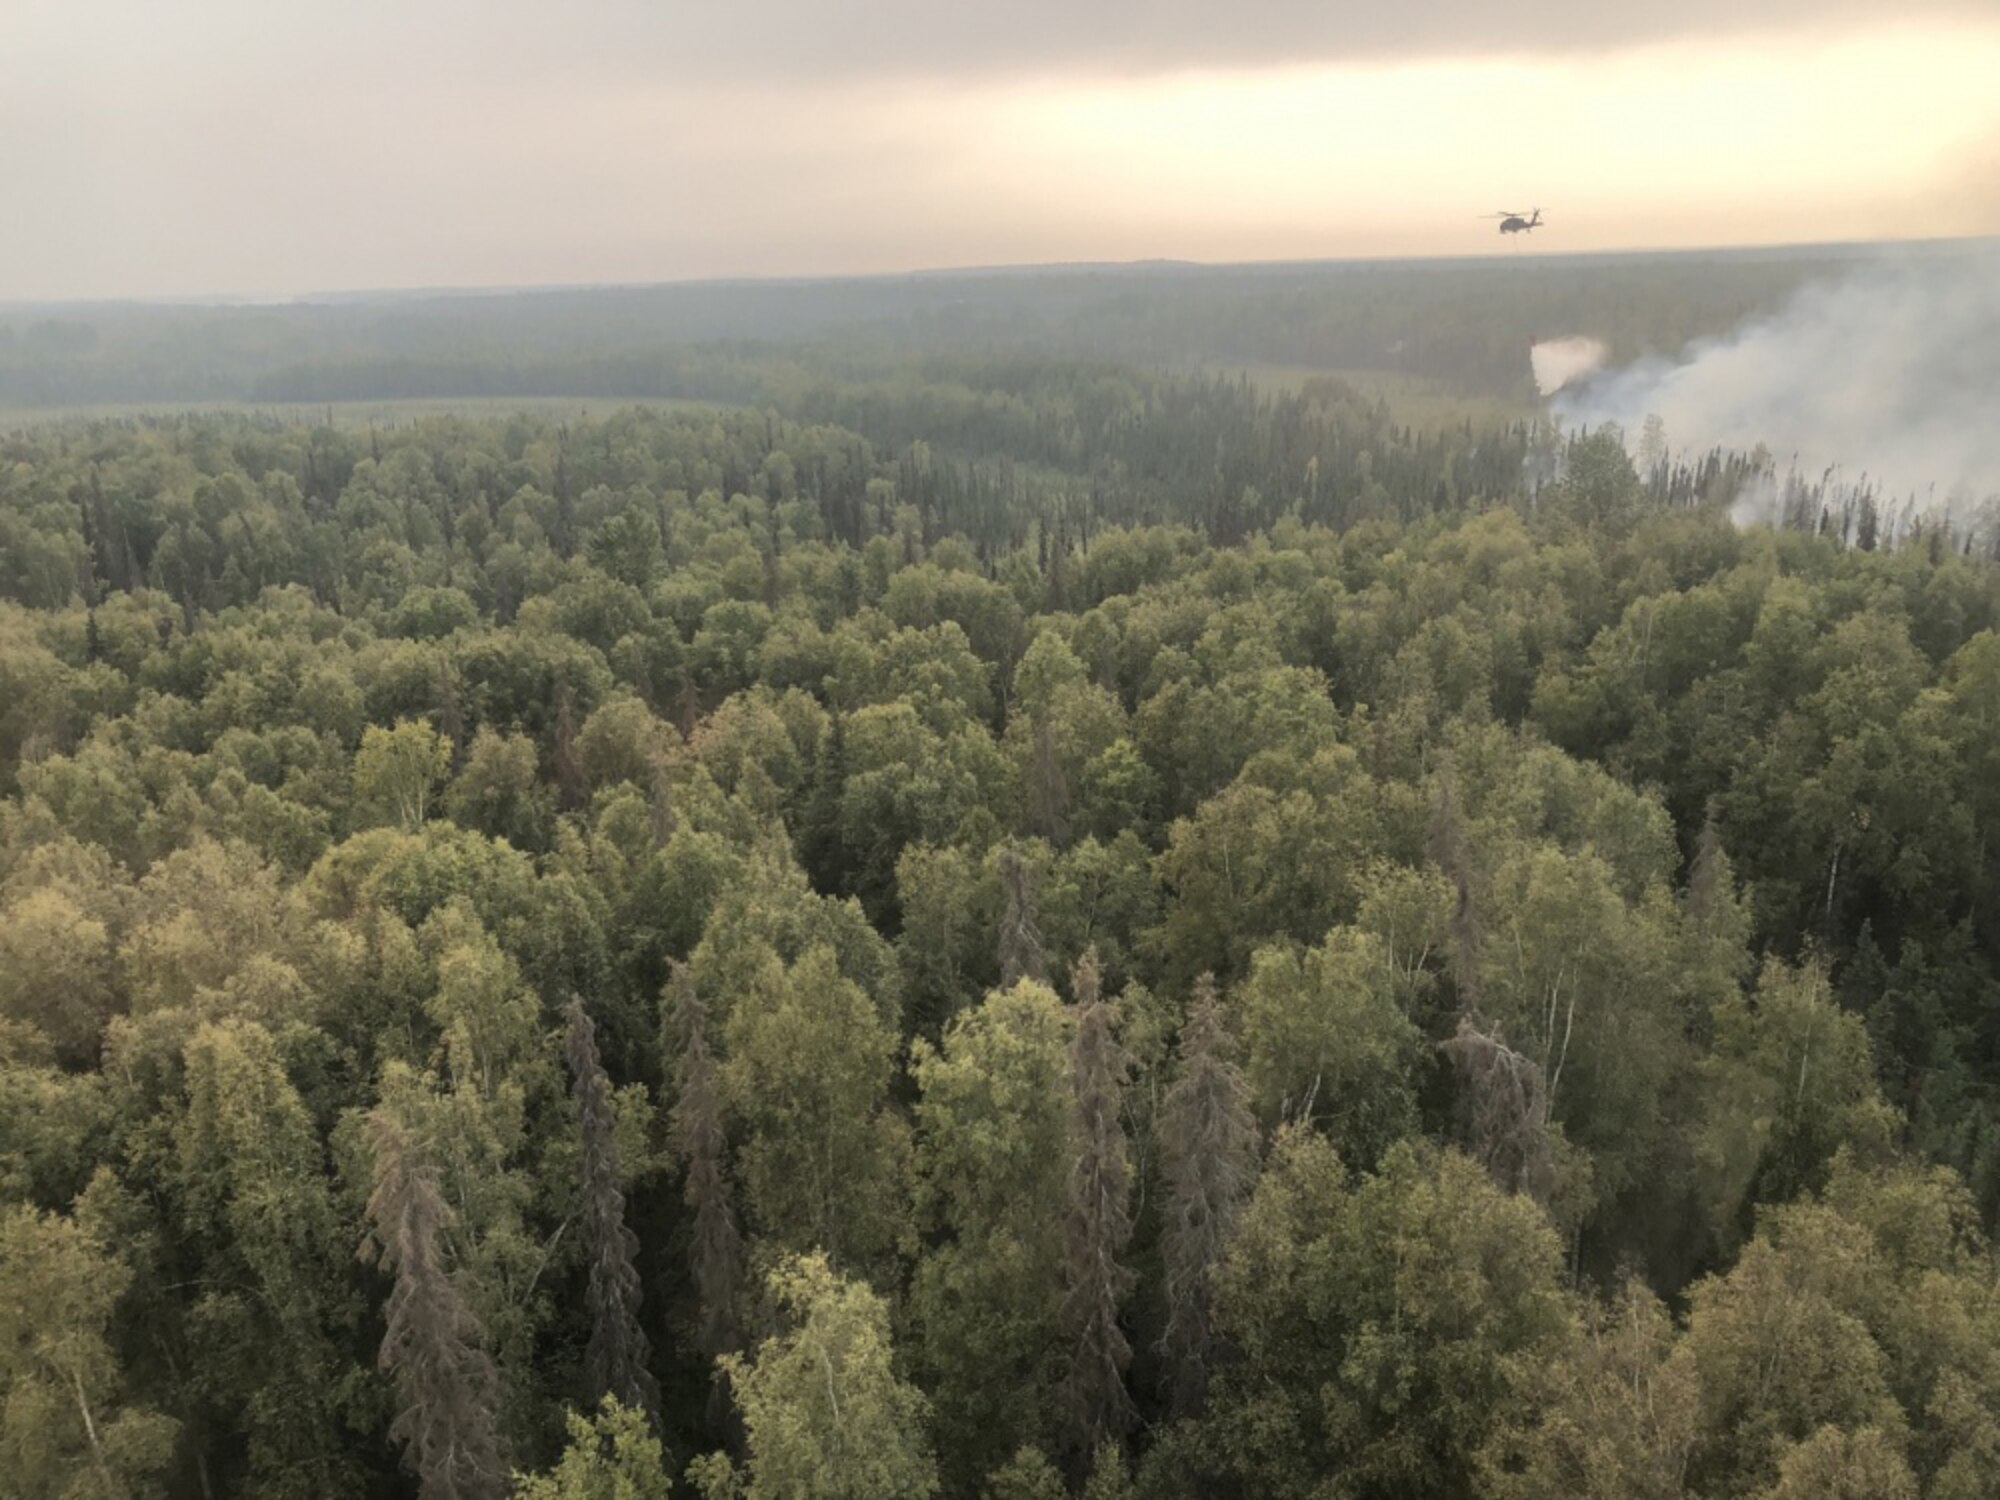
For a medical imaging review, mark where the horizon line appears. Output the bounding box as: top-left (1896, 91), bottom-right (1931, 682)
top-left (5, 231), bottom-right (1994, 313)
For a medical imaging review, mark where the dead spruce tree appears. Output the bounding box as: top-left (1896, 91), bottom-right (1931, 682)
top-left (998, 841), bottom-right (1048, 988)
top-left (1061, 949), bottom-right (1139, 1460)
top-left (565, 996), bottom-right (661, 1423)
top-left (1427, 780), bottom-right (1560, 1203)
top-left (1155, 972), bottom-right (1258, 1417)
top-left (1428, 775), bottom-right (1484, 993)
top-left (1440, 1014), bottom-right (1557, 1207)
top-left (362, 1111), bottom-right (507, 1500)
top-left (666, 964), bottom-right (745, 1378)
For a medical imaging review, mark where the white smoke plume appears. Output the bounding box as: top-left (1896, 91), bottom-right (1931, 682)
top-left (1530, 336), bottom-right (1607, 395)
top-left (1555, 243), bottom-right (2000, 519)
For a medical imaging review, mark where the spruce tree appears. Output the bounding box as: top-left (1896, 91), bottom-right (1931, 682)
top-left (998, 843), bottom-right (1047, 988)
top-left (433, 659), bottom-right (466, 770)
top-left (1685, 803), bottom-right (1748, 957)
top-left (1439, 1015), bottom-right (1556, 1206)
top-left (564, 996), bottom-right (661, 1424)
top-left (1028, 718), bottom-right (1070, 847)
top-left (667, 964), bottom-right (746, 1370)
top-left (552, 438), bottom-right (576, 559)
top-left (1060, 950), bottom-right (1138, 1460)
top-left (1428, 776), bottom-right (1482, 994)
top-left (649, 753), bottom-right (678, 849)
top-left (676, 669), bottom-right (702, 741)
top-left (363, 1110), bottom-right (508, 1500)
top-left (798, 713), bottom-right (851, 897)
top-left (552, 681), bottom-right (585, 811)
top-left (1155, 973), bottom-right (1258, 1416)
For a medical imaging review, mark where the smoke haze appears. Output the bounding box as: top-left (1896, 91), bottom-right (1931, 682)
top-left (1556, 243), bottom-right (2000, 516)
top-left (5, 4), bottom-right (1998, 298)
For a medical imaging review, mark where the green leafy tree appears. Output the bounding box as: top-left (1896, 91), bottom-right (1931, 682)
top-left (1006, 631), bottom-right (1126, 846)
top-left (173, 1019), bottom-right (361, 1497)
top-left (1151, 752), bottom-right (1378, 983)
top-left (893, 843), bottom-right (993, 1038)
top-left (706, 1252), bottom-right (939, 1500)
top-left (447, 725), bottom-right (554, 851)
top-left (421, 898), bottom-right (543, 1100)
top-left (1203, 1130), bottom-right (1573, 1499)
top-left (720, 944), bottom-right (907, 1267)
top-left (980, 1446), bottom-right (1065, 1500)
top-left (1479, 1279), bottom-right (1698, 1500)
top-left (1080, 1443), bottom-right (1137, 1500)
top-left (0, 881), bottom-right (122, 1064)
top-left (909, 980), bottom-right (1073, 1483)
top-left (1677, 1199), bottom-right (1902, 1497)
top-left (357, 717), bottom-right (453, 831)
top-left (1742, 1156), bottom-right (2000, 1499)
top-left (1759, 1426), bottom-right (1917, 1500)
top-left (1238, 928), bottom-right (1421, 1160)
top-left (1468, 842), bottom-right (1688, 1222)
top-left (1695, 958), bottom-right (1899, 1253)
top-left (515, 1396), bottom-right (674, 1500)
top-left (0, 1206), bottom-right (178, 1500)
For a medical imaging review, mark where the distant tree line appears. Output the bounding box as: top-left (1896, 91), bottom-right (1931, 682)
top-left (0, 251), bottom-right (1851, 407)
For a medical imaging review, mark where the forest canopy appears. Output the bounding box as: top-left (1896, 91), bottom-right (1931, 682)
top-left (3, 342), bottom-right (2000, 1499)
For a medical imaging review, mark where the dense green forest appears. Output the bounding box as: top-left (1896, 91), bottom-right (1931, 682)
top-left (3, 349), bottom-right (2000, 1500)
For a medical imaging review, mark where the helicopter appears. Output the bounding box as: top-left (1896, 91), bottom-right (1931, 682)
top-left (1482, 208), bottom-right (1544, 235)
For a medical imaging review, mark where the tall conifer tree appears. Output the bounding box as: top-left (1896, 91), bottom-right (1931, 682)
top-left (1155, 973), bottom-right (1258, 1416)
top-left (565, 996), bottom-right (661, 1423)
top-left (998, 843), bottom-right (1047, 988)
top-left (667, 964), bottom-right (745, 1370)
top-left (1060, 950), bottom-right (1138, 1459)
top-left (363, 1111), bottom-right (508, 1500)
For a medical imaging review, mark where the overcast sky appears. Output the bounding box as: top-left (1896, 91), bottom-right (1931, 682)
top-left (4, 0), bottom-right (1997, 300)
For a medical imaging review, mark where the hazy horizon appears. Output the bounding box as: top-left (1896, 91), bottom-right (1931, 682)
top-left (7, 2), bottom-right (1998, 302)
top-left (4, 233), bottom-right (1992, 313)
